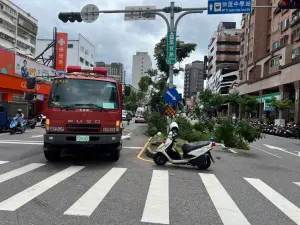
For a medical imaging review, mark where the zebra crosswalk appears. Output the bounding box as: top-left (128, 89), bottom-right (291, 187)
top-left (0, 161), bottom-right (299, 225)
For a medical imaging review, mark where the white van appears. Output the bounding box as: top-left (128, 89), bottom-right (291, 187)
top-left (135, 107), bottom-right (146, 123)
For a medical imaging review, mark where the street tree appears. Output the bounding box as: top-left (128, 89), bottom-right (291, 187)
top-left (154, 36), bottom-right (197, 78)
top-left (225, 91), bottom-right (241, 116)
top-left (241, 94), bottom-right (258, 118)
top-left (269, 97), bottom-right (292, 119)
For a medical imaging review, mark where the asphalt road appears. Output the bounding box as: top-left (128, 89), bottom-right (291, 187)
top-left (0, 125), bottom-right (300, 225)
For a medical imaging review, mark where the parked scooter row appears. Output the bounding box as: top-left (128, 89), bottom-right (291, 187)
top-left (261, 123), bottom-right (300, 138)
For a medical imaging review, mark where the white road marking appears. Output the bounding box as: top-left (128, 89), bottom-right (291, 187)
top-left (200, 173), bottom-right (250, 225)
top-left (264, 144), bottom-right (300, 157)
top-left (0, 163), bottom-right (45, 184)
top-left (294, 182), bottom-right (300, 187)
top-left (0, 141), bottom-right (141, 149)
top-left (245, 178), bottom-right (300, 224)
top-left (122, 133), bottom-right (132, 139)
top-left (122, 147), bottom-right (143, 149)
top-left (0, 133), bottom-right (7, 136)
top-left (64, 167), bottom-right (127, 216)
top-left (31, 135), bottom-right (43, 138)
top-left (0, 161), bottom-right (9, 165)
top-left (141, 170), bottom-right (169, 224)
top-left (0, 141), bottom-right (42, 145)
top-left (250, 145), bottom-right (282, 158)
top-left (0, 166), bottom-right (84, 211)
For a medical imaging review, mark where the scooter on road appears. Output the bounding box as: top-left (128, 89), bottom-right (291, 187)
top-left (153, 122), bottom-right (216, 170)
top-left (9, 117), bottom-right (27, 135)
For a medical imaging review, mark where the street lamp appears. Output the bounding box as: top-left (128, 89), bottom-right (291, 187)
top-left (58, 2), bottom-right (205, 89)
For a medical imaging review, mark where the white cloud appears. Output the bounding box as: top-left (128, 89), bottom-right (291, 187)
top-left (13, 0), bottom-right (241, 94)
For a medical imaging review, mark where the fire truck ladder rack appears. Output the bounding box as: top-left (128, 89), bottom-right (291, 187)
top-left (34, 27), bottom-right (57, 68)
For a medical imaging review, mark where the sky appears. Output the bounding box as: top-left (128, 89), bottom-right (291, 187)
top-left (13, 0), bottom-right (241, 94)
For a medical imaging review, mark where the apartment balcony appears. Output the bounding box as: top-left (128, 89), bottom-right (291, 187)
top-left (291, 10), bottom-right (300, 28)
top-left (216, 35), bottom-right (240, 42)
top-left (217, 45), bottom-right (240, 52)
top-left (216, 54), bottom-right (240, 61)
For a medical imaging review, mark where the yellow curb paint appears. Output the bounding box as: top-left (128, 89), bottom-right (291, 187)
top-left (137, 137), bottom-right (154, 163)
top-left (136, 137), bottom-right (174, 166)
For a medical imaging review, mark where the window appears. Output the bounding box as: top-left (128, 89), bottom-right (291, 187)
top-left (80, 57), bottom-right (84, 63)
top-left (271, 56), bottom-right (280, 66)
top-left (68, 44), bottom-right (73, 48)
top-left (80, 46), bottom-right (84, 52)
top-left (49, 79), bottom-right (119, 110)
top-left (85, 60), bottom-right (89, 66)
top-left (272, 40), bottom-right (280, 50)
top-left (0, 105), bottom-right (3, 113)
top-left (85, 49), bottom-right (89, 55)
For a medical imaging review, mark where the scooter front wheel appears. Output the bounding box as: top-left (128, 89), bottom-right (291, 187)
top-left (153, 153), bottom-right (168, 166)
top-left (9, 128), bottom-right (16, 135)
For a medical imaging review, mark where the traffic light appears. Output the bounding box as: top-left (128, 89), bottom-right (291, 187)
top-left (58, 12), bottom-right (82, 23)
top-left (278, 0), bottom-right (300, 9)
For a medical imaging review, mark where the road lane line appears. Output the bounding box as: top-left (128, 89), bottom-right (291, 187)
top-left (264, 144), bottom-right (300, 157)
top-left (0, 163), bottom-right (45, 184)
top-left (0, 161), bottom-right (9, 165)
top-left (64, 167), bottom-right (127, 216)
top-left (0, 141), bottom-right (43, 145)
top-left (31, 135), bottom-right (43, 138)
top-left (245, 178), bottom-right (300, 224)
top-left (141, 170), bottom-right (169, 224)
top-left (250, 146), bottom-right (282, 158)
top-left (200, 173), bottom-right (250, 225)
top-left (0, 166), bottom-right (84, 211)
top-left (0, 140), bottom-right (42, 142)
top-left (294, 182), bottom-right (300, 187)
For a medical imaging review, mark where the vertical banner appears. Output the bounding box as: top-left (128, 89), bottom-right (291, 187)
top-left (56, 33), bottom-right (68, 71)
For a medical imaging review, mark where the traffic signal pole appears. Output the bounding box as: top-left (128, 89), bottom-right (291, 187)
top-left (59, 3), bottom-right (279, 89)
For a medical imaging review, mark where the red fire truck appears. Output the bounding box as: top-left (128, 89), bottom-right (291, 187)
top-left (42, 66), bottom-right (130, 162)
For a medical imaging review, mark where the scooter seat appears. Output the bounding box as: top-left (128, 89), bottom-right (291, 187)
top-left (181, 141), bottom-right (210, 154)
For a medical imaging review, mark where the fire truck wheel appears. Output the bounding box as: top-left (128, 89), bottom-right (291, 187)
top-left (110, 150), bottom-right (120, 162)
top-left (43, 144), bottom-right (61, 162)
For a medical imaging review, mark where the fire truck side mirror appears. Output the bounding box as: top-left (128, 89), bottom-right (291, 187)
top-left (125, 86), bottom-right (131, 96)
top-left (26, 77), bottom-right (36, 89)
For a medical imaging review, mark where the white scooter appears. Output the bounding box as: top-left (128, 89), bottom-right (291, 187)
top-left (153, 122), bottom-right (216, 170)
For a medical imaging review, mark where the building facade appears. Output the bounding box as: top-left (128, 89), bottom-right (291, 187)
top-left (95, 61), bottom-right (124, 83)
top-left (184, 60), bottom-right (205, 100)
top-left (0, 0), bottom-right (38, 56)
top-left (234, 0), bottom-right (300, 122)
top-left (207, 22), bottom-right (241, 95)
top-left (36, 33), bottom-right (95, 68)
top-left (131, 52), bottom-right (152, 89)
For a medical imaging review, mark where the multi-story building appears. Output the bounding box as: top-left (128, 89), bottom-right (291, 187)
top-left (207, 22), bottom-right (241, 95)
top-left (36, 33), bottom-right (95, 68)
top-left (183, 60), bottom-right (205, 100)
top-left (95, 61), bottom-right (124, 83)
top-left (131, 52), bottom-right (152, 89)
top-left (234, 0), bottom-right (300, 122)
top-left (0, 0), bottom-right (38, 56)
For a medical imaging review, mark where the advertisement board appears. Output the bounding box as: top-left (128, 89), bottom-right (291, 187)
top-left (15, 55), bottom-right (55, 80)
top-left (0, 49), bottom-right (15, 75)
top-left (56, 33), bottom-right (68, 71)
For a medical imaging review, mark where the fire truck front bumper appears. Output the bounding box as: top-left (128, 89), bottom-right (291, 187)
top-left (44, 133), bottom-right (122, 146)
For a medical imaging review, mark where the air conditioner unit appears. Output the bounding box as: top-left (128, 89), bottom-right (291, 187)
top-left (292, 53), bottom-right (296, 59)
top-left (294, 16), bottom-right (298, 21)
top-left (279, 60), bottom-right (283, 66)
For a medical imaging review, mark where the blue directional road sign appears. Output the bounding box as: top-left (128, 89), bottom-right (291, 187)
top-left (207, 0), bottom-right (252, 15)
top-left (164, 88), bottom-right (180, 104)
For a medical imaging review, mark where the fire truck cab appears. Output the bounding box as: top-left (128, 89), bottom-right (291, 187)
top-left (42, 66), bottom-right (130, 162)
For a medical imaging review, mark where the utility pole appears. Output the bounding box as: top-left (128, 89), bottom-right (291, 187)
top-left (58, 2), bottom-right (281, 89)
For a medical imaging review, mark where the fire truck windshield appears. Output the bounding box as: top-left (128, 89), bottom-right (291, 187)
top-left (49, 78), bottom-right (119, 110)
